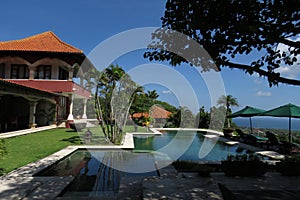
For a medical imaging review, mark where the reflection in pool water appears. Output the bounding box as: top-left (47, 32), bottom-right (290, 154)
top-left (38, 131), bottom-right (249, 197)
top-left (134, 131), bottom-right (249, 161)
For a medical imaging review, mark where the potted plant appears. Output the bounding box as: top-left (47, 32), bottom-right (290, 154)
top-left (222, 154), bottom-right (268, 176)
top-left (194, 165), bottom-right (213, 177)
top-left (276, 156), bottom-right (300, 176)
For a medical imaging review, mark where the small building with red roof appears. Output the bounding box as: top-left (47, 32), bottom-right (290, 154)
top-left (0, 31), bottom-right (92, 132)
top-left (132, 105), bottom-right (172, 127)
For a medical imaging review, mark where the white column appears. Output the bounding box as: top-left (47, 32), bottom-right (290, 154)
top-left (29, 101), bottom-right (37, 128)
top-left (80, 76), bottom-right (84, 87)
top-left (68, 68), bottom-right (74, 81)
top-left (67, 94), bottom-right (74, 120)
top-left (28, 66), bottom-right (36, 80)
top-left (82, 98), bottom-right (87, 119)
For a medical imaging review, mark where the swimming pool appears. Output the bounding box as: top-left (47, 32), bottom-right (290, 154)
top-left (134, 131), bottom-right (249, 161)
top-left (38, 130), bottom-right (249, 197)
top-left (37, 149), bottom-right (158, 197)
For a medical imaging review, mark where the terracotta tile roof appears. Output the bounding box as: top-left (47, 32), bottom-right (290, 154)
top-left (8, 80), bottom-right (91, 98)
top-left (132, 105), bottom-right (172, 119)
top-left (0, 31), bottom-right (83, 54)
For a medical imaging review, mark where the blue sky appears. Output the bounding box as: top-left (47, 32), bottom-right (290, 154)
top-left (1, 0), bottom-right (299, 114)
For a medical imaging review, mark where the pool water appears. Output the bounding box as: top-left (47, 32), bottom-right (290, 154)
top-left (38, 131), bottom-right (249, 197)
top-left (37, 150), bottom-right (158, 197)
top-left (134, 131), bottom-right (249, 161)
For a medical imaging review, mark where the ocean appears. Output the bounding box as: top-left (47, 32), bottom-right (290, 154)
top-left (233, 117), bottom-right (300, 131)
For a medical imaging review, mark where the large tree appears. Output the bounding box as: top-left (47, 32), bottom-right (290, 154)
top-left (144, 0), bottom-right (300, 86)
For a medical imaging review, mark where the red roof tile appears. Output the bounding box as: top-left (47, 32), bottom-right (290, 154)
top-left (132, 105), bottom-right (172, 119)
top-left (1, 79), bottom-right (54, 96)
top-left (0, 31), bottom-right (83, 54)
top-left (8, 80), bottom-right (90, 98)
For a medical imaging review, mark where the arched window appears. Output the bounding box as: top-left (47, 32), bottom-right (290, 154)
top-left (36, 65), bottom-right (51, 79)
top-left (10, 64), bottom-right (29, 79)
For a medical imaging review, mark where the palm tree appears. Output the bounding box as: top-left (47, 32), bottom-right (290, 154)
top-left (217, 95), bottom-right (239, 128)
top-left (95, 64), bottom-right (144, 143)
top-left (95, 64), bottom-right (126, 143)
top-left (83, 67), bottom-right (101, 91)
top-left (146, 90), bottom-right (159, 99)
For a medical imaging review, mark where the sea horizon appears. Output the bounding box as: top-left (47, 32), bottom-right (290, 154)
top-left (233, 117), bottom-right (300, 131)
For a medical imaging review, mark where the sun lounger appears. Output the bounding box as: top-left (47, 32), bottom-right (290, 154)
top-left (265, 131), bottom-right (299, 154)
top-left (235, 129), bottom-right (267, 147)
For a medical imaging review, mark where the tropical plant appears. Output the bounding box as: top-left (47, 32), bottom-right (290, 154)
top-left (217, 95), bottom-right (239, 128)
top-left (83, 67), bottom-right (101, 91)
top-left (95, 64), bottom-right (139, 144)
top-left (165, 106), bottom-right (195, 128)
top-left (195, 106), bottom-right (210, 128)
top-left (222, 154), bottom-right (268, 176)
top-left (276, 155), bottom-right (300, 176)
top-left (144, 0), bottom-right (300, 87)
top-left (209, 106), bottom-right (227, 130)
top-left (129, 89), bottom-right (161, 127)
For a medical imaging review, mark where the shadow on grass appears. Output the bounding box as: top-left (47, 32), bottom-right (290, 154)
top-left (65, 130), bottom-right (76, 133)
top-left (61, 136), bottom-right (83, 144)
top-left (0, 168), bottom-right (4, 176)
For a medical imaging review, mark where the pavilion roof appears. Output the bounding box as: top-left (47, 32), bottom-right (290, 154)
top-left (0, 31), bottom-right (83, 54)
top-left (133, 105), bottom-right (172, 119)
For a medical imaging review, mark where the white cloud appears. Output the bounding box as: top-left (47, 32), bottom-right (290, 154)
top-left (162, 90), bottom-right (172, 94)
top-left (275, 65), bottom-right (300, 79)
top-left (253, 79), bottom-right (263, 84)
top-left (275, 36), bottom-right (300, 79)
top-left (255, 90), bottom-right (272, 97)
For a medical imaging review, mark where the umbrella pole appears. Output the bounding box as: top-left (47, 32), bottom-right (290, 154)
top-left (289, 117), bottom-right (292, 143)
top-left (249, 117), bottom-right (253, 133)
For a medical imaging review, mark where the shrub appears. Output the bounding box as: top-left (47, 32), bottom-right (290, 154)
top-left (222, 154), bottom-right (268, 176)
top-left (276, 156), bottom-right (300, 176)
top-left (172, 160), bottom-right (213, 177)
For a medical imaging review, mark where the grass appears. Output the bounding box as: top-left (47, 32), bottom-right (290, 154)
top-left (0, 128), bottom-right (83, 175)
top-left (0, 125), bottom-right (150, 175)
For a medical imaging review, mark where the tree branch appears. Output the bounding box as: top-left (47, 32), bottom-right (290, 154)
top-left (278, 38), bottom-right (300, 49)
top-left (223, 61), bottom-right (300, 86)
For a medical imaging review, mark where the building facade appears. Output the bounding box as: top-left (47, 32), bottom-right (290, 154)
top-left (0, 31), bottom-right (91, 132)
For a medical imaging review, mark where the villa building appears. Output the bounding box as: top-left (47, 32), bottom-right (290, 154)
top-left (0, 31), bottom-right (91, 132)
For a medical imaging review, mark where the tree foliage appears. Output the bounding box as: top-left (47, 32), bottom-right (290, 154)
top-left (145, 0), bottom-right (300, 86)
top-left (217, 95), bottom-right (239, 128)
top-left (95, 64), bottom-right (138, 144)
top-left (165, 106), bottom-right (195, 128)
top-left (195, 106), bottom-right (210, 128)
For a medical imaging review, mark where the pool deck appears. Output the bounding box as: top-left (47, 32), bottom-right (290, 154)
top-left (1, 127), bottom-right (294, 199)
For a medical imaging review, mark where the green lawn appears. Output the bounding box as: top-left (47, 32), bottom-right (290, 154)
top-left (0, 128), bottom-right (84, 175)
top-left (0, 125), bottom-right (149, 175)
